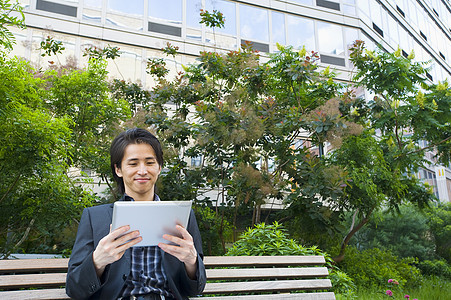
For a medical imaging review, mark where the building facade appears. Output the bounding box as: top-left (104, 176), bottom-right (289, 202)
top-left (10, 0), bottom-right (451, 202)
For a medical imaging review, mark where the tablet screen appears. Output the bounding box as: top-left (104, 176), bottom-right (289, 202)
top-left (111, 200), bottom-right (192, 246)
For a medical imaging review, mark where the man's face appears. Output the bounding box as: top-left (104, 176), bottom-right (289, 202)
top-left (115, 143), bottom-right (161, 201)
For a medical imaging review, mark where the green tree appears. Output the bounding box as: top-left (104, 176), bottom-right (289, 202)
top-left (329, 41), bottom-right (451, 262)
top-left (0, 0), bottom-right (25, 50)
top-left (144, 43), bottom-right (349, 240)
top-left (426, 203), bottom-right (451, 263)
top-left (351, 205), bottom-right (435, 261)
top-left (0, 53), bottom-right (98, 257)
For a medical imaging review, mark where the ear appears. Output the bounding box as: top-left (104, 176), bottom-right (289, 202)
top-left (115, 164), bottom-right (123, 178)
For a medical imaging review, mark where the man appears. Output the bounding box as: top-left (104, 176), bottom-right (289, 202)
top-left (66, 128), bottom-right (206, 299)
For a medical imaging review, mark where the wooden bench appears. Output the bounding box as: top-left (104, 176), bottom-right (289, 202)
top-left (0, 256), bottom-right (335, 299)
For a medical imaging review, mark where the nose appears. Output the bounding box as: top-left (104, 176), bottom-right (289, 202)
top-left (137, 162), bottom-right (147, 175)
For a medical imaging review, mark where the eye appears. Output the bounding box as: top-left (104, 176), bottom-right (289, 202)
top-left (129, 163), bottom-right (137, 166)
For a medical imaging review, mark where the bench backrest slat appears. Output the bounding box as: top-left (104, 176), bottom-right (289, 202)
top-left (206, 267), bottom-right (330, 280)
top-left (0, 273), bottom-right (67, 289)
top-left (0, 258), bottom-right (69, 273)
top-left (203, 279), bottom-right (332, 294)
top-left (0, 289), bottom-right (69, 300)
top-left (195, 292), bottom-right (336, 300)
top-left (203, 256), bottom-right (326, 267)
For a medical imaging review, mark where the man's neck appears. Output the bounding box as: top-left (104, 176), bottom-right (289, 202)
top-left (126, 191), bottom-right (155, 201)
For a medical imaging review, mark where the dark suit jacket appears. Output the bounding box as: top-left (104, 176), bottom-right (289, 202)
top-left (66, 200), bottom-right (206, 300)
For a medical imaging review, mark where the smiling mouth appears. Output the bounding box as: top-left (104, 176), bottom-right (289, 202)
top-left (135, 178), bottom-right (150, 182)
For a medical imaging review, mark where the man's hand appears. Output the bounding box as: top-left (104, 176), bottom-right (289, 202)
top-left (92, 225), bottom-right (142, 278)
top-left (158, 225), bottom-right (198, 279)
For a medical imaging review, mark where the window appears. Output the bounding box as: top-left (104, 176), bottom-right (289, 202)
top-left (149, 0), bottom-right (182, 24)
top-left (206, 0), bottom-right (236, 35)
top-left (84, 0), bottom-right (101, 8)
top-left (317, 21), bottom-right (344, 55)
top-left (240, 5), bottom-right (269, 42)
top-left (108, 0), bottom-right (143, 16)
top-left (186, 0), bottom-right (202, 28)
top-left (191, 156), bottom-right (202, 167)
top-left (286, 15), bottom-right (314, 50)
top-left (272, 11), bottom-right (285, 45)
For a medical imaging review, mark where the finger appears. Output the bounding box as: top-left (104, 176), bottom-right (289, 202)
top-left (162, 233), bottom-right (187, 247)
top-left (109, 225), bottom-right (131, 239)
top-left (158, 242), bottom-right (182, 257)
top-left (117, 235), bottom-right (143, 252)
top-left (176, 225), bottom-right (193, 241)
top-left (114, 230), bottom-right (141, 246)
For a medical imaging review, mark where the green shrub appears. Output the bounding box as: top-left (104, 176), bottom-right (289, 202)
top-left (226, 222), bottom-right (329, 257)
top-left (350, 205), bottom-right (435, 261)
top-left (329, 269), bottom-right (356, 297)
top-left (418, 259), bottom-right (451, 279)
top-left (194, 205), bottom-right (233, 256)
top-left (339, 247), bottom-right (422, 290)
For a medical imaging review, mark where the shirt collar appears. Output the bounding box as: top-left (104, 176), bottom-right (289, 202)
top-left (120, 194), bottom-right (160, 202)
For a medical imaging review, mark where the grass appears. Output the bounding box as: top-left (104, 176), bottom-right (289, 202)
top-left (336, 276), bottom-right (451, 300)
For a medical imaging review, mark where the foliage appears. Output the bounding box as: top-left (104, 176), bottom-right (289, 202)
top-left (40, 36), bottom-right (65, 57)
top-left (417, 259), bottom-right (451, 279)
top-left (0, 37), bottom-right (133, 255)
top-left (338, 247), bottom-right (422, 290)
top-left (226, 222), bottom-right (329, 258)
top-left (199, 9), bottom-right (225, 29)
top-left (146, 42), bottom-right (349, 234)
top-left (193, 205), bottom-right (233, 256)
top-left (83, 44), bottom-right (121, 60)
top-left (350, 276), bottom-right (450, 300)
top-left (0, 53), bottom-right (99, 256)
top-left (328, 269), bottom-right (356, 296)
top-left (0, 0), bottom-right (25, 50)
top-left (43, 58), bottom-right (131, 175)
top-left (350, 205), bottom-right (435, 262)
top-left (426, 203), bottom-right (451, 263)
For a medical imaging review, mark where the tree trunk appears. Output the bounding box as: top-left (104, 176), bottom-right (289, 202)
top-left (332, 209), bottom-right (372, 263)
top-left (0, 174), bottom-right (21, 204)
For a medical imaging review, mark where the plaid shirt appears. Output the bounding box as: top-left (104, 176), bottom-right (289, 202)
top-left (121, 194), bottom-right (174, 298)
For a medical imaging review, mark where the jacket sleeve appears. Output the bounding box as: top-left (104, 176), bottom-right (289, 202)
top-left (179, 209), bottom-right (207, 296)
top-left (65, 208), bottom-right (105, 299)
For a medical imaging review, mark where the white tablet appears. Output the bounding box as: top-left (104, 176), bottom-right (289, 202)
top-left (111, 200), bottom-right (192, 247)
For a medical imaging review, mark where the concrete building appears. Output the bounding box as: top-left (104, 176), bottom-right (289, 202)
top-left (9, 0), bottom-right (451, 202)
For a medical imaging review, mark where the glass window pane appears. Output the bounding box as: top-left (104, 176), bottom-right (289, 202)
top-left (84, 0), bottom-right (101, 8)
top-left (286, 15), bottom-right (314, 50)
top-left (240, 4), bottom-right (268, 42)
top-left (369, 0), bottom-right (382, 26)
top-left (344, 27), bottom-right (358, 50)
top-left (187, 0), bottom-right (202, 28)
top-left (318, 21), bottom-right (344, 55)
top-left (108, 0), bottom-right (144, 15)
top-left (149, 0), bottom-right (182, 24)
top-left (272, 11), bottom-right (285, 45)
top-left (206, 0), bottom-right (236, 35)
top-left (292, 0), bottom-right (313, 5)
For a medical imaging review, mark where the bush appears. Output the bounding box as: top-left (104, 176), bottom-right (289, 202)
top-left (226, 221), bottom-right (329, 257)
top-left (329, 269), bottom-right (356, 297)
top-left (338, 247), bottom-right (422, 290)
top-left (194, 205), bottom-right (233, 256)
top-left (417, 259), bottom-right (451, 279)
top-left (350, 205), bottom-right (435, 261)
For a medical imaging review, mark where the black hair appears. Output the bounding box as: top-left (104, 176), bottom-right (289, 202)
top-left (110, 128), bottom-right (163, 195)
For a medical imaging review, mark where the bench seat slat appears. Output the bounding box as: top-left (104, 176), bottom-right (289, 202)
top-left (0, 273), bottom-right (67, 289)
top-left (0, 288), bottom-right (69, 300)
top-left (206, 267), bottom-right (329, 280)
top-left (204, 256), bottom-right (326, 267)
top-left (0, 258), bottom-right (69, 273)
top-left (203, 279), bottom-right (332, 294)
top-left (192, 292), bottom-right (336, 300)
